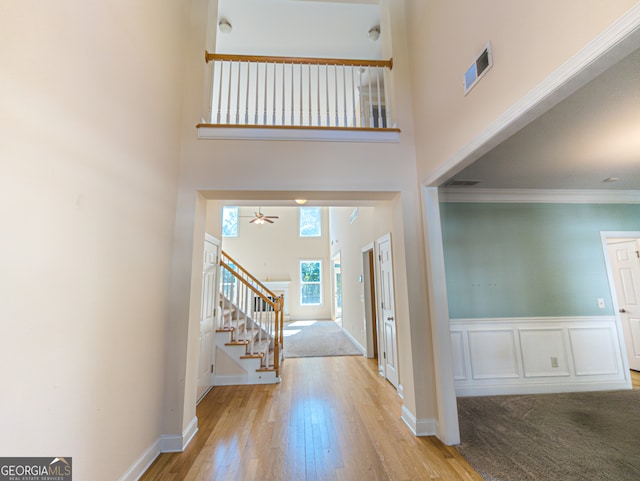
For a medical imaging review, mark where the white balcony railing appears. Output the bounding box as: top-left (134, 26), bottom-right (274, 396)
top-left (201, 52), bottom-right (396, 132)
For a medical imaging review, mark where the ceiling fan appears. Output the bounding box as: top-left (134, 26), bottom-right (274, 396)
top-left (244, 208), bottom-right (279, 224)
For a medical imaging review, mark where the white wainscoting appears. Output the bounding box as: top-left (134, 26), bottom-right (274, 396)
top-left (451, 317), bottom-right (630, 396)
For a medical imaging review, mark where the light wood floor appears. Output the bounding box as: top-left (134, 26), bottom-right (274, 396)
top-left (141, 356), bottom-right (482, 481)
top-left (632, 369), bottom-right (640, 388)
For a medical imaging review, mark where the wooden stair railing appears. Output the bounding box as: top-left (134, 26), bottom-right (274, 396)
top-left (200, 52), bottom-right (397, 131)
top-left (219, 251), bottom-right (283, 377)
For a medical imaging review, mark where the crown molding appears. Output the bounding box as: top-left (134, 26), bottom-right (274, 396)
top-left (439, 188), bottom-right (640, 204)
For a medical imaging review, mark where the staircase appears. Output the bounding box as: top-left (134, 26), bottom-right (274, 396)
top-left (214, 251), bottom-right (284, 385)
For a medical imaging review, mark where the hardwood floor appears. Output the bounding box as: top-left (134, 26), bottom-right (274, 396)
top-left (632, 369), bottom-right (640, 389)
top-left (140, 356), bottom-right (482, 481)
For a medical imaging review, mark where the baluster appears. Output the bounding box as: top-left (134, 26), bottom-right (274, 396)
top-left (290, 62), bottom-right (294, 125)
top-left (216, 61), bottom-right (224, 124)
top-left (383, 66), bottom-right (392, 128)
top-left (325, 65), bottom-right (330, 126)
top-left (299, 63), bottom-right (303, 126)
top-left (282, 63), bottom-right (286, 126)
top-left (317, 65), bottom-right (321, 126)
top-left (263, 63), bottom-right (268, 125)
top-left (367, 66), bottom-right (374, 127)
top-left (226, 60), bottom-right (233, 124)
top-left (376, 66), bottom-right (383, 128)
top-left (351, 65), bottom-right (357, 127)
top-left (254, 63), bottom-right (259, 124)
top-left (245, 62), bottom-right (250, 124)
top-left (235, 62), bottom-right (241, 124)
top-left (359, 68), bottom-right (366, 127)
top-left (334, 65), bottom-right (339, 127)
top-left (308, 64), bottom-right (312, 126)
top-left (342, 65), bottom-right (348, 126)
top-left (272, 62), bottom-right (276, 125)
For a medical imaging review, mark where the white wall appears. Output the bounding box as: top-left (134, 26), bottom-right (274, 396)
top-left (219, 206), bottom-right (332, 320)
top-left (0, 1), bottom-right (187, 480)
top-left (405, 0), bottom-right (638, 182)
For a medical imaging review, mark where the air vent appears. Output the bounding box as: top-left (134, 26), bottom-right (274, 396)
top-left (464, 42), bottom-right (493, 95)
top-left (444, 179), bottom-right (482, 187)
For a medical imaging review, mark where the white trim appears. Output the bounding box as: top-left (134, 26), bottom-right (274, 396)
top-left (182, 416), bottom-right (199, 450)
top-left (118, 416), bottom-right (199, 481)
top-left (401, 405), bottom-right (437, 436)
top-left (117, 439), bottom-right (161, 481)
top-left (341, 326), bottom-right (366, 355)
top-left (456, 380), bottom-right (630, 397)
top-left (397, 383), bottom-right (404, 399)
top-left (440, 188), bottom-right (640, 204)
top-left (451, 315), bottom-right (617, 325)
top-left (213, 372), bottom-right (280, 385)
top-left (451, 316), bottom-right (630, 397)
top-left (422, 187), bottom-right (460, 445)
top-left (197, 126), bottom-right (401, 143)
top-left (159, 416), bottom-right (199, 453)
top-left (424, 4), bottom-right (640, 187)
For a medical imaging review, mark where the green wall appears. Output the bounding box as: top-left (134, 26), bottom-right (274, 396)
top-left (439, 203), bottom-right (640, 319)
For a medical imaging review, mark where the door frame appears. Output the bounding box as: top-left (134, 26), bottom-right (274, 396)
top-left (601, 230), bottom-right (640, 382)
top-left (361, 242), bottom-right (379, 361)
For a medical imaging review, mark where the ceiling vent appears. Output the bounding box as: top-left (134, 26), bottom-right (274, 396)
top-left (444, 179), bottom-right (482, 187)
top-left (464, 42), bottom-right (493, 95)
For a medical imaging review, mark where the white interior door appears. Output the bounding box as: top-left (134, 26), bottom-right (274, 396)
top-left (377, 234), bottom-right (398, 388)
top-left (197, 235), bottom-right (220, 402)
top-left (608, 239), bottom-right (640, 371)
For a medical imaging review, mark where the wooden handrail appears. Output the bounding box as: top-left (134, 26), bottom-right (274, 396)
top-left (206, 51), bottom-right (393, 70)
top-left (221, 250), bottom-right (278, 299)
top-left (221, 260), bottom-right (279, 310)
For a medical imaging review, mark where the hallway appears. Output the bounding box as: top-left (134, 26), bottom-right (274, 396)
top-left (141, 356), bottom-right (481, 480)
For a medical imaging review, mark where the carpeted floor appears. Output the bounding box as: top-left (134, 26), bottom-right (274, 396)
top-left (456, 389), bottom-right (640, 481)
top-left (283, 320), bottom-right (362, 358)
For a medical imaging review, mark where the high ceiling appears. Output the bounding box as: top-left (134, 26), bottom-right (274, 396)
top-left (442, 45), bottom-right (640, 192)
top-left (215, 1), bottom-right (639, 194)
top-left (215, 0), bottom-right (382, 59)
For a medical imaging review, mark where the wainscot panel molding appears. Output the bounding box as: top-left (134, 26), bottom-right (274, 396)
top-left (451, 317), bottom-right (629, 396)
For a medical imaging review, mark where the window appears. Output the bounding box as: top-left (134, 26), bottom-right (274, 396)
top-left (222, 207), bottom-right (238, 237)
top-left (299, 207), bottom-right (321, 237)
top-left (300, 260), bottom-right (322, 306)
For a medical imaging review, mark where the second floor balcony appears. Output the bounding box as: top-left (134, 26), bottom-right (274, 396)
top-left (197, 52), bottom-right (400, 142)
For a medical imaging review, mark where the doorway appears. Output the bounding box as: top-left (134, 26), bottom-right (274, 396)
top-left (331, 252), bottom-right (343, 324)
top-left (362, 244), bottom-right (378, 361)
top-left (376, 233), bottom-right (399, 388)
top-left (197, 234), bottom-right (221, 403)
top-left (603, 233), bottom-right (640, 373)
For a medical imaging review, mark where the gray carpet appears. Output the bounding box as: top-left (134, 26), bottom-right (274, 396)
top-left (456, 389), bottom-right (640, 481)
top-left (283, 320), bottom-right (362, 358)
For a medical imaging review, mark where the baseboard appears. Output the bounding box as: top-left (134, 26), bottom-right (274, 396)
top-left (401, 405), bottom-right (436, 436)
top-left (117, 439), bottom-right (161, 481)
top-left (397, 384), bottom-right (404, 399)
top-left (214, 373), bottom-right (279, 385)
top-left (341, 327), bottom-right (366, 355)
top-left (118, 416), bottom-right (199, 480)
top-left (182, 416), bottom-right (199, 450)
top-left (456, 380), bottom-right (631, 397)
